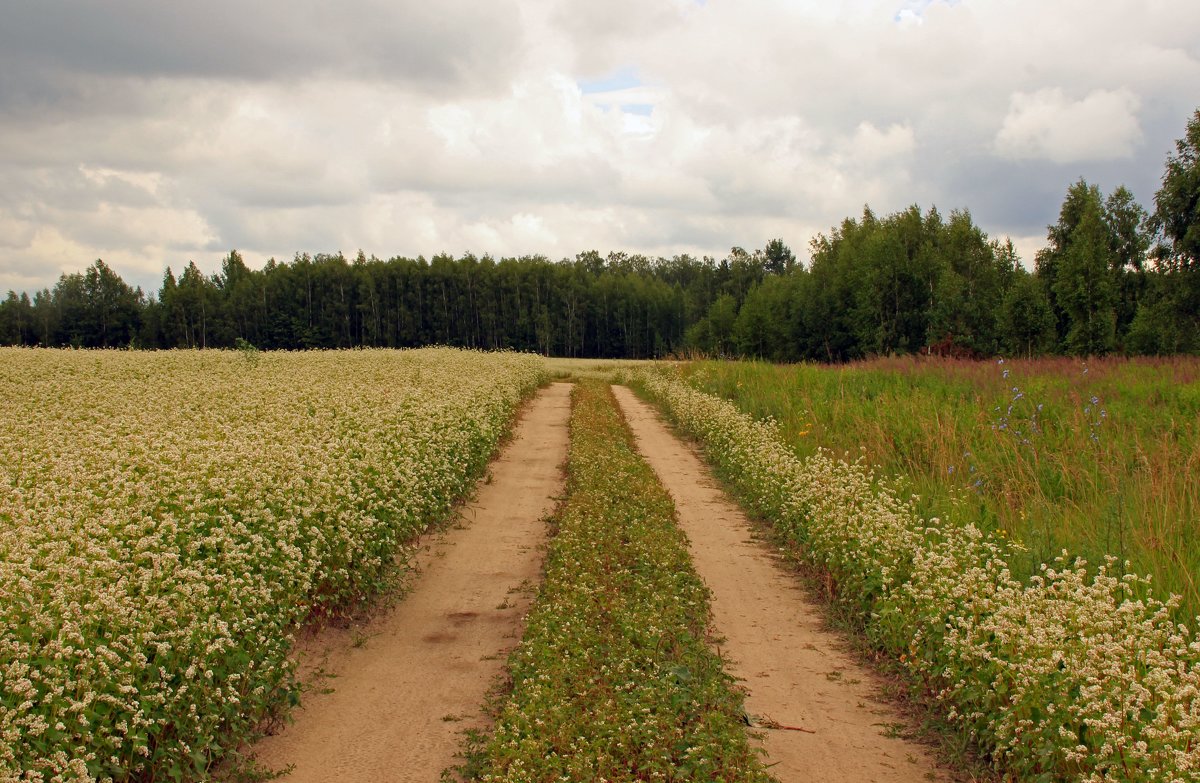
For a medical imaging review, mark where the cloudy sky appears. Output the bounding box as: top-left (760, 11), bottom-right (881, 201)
top-left (1, 0), bottom-right (1198, 295)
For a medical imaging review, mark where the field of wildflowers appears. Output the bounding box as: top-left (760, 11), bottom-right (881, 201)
top-left (682, 356), bottom-right (1200, 618)
top-left (634, 368), bottom-right (1200, 782)
top-left (471, 381), bottom-right (772, 782)
top-left (0, 347), bottom-right (544, 782)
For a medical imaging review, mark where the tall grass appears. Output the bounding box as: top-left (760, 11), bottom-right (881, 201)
top-left (683, 356), bottom-right (1200, 618)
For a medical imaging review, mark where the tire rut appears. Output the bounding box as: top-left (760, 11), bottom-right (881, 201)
top-left (250, 382), bottom-right (571, 782)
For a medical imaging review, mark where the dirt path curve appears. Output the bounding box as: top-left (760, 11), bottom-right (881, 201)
top-left (611, 385), bottom-right (951, 783)
top-left (252, 382), bottom-right (572, 783)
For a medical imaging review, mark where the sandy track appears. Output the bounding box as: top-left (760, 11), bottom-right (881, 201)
top-left (611, 385), bottom-right (950, 783)
top-left (251, 382), bottom-right (571, 782)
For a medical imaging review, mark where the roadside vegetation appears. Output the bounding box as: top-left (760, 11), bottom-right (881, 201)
top-left (467, 381), bottom-right (772, 783)
top-left (635, 367), bottom-right (1200, 782)
top-left (0, 348), bottom-right (544, 783)
top-left (682, 356), bottom-right (1200, 618)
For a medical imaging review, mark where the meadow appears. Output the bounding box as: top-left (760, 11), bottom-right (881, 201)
top-left (680, 356), bottom-right (1200, 618)
top-left (0, 348), bottom-right (544, 783)
top-left (635, 366), bottom-right (1200, 781)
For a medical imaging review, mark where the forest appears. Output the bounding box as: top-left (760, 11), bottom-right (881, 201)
top-left (2, 110), bottom-right (1198, 361)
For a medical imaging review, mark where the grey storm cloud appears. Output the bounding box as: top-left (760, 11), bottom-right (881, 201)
top-left (0, 1), bottom-right (524, 90)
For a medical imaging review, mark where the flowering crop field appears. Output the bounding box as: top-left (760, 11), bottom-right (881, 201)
top-left (634, 368), bottom-right (1200, 782)
top-left (0, 347), bottom-right (544, 782)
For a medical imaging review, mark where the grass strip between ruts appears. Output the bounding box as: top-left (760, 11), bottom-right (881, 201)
top-left (468, 381), bottom-right (774, 782)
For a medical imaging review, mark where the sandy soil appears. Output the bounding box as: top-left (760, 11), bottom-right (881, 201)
top-left (251, 382), bottom-right (572, 783)
top-left (611, 385), bottom-right (952, 783)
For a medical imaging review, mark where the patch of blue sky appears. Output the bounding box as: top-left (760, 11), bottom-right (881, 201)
top-left (893, 0), bottom-right (961, 23)
top-left (578, 66), bottom-right (641, 95)
top-left (620, 103), bottom-right (654, 117)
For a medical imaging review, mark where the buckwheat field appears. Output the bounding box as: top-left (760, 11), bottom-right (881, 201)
top-left (0, 348), bottom-right (544, 782)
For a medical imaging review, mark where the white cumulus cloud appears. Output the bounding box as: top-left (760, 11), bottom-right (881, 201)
top-left (994, 87), bottom-right (1143, 164)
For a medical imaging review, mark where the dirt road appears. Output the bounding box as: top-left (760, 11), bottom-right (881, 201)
top-left (251, 382), bottom-right (572, 782)
top-left (611, 385), bottom-right (950, 783)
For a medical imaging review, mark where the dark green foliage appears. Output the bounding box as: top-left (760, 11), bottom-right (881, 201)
top-left (0, 291), bottom-right (34, 345)
top-left (1053, 198), bottom-right (1118, 356)
top-left (1001, 271), bottom-right (1057, 358)
top-left (1152, 108), bottom-right (1200, 266)
top-left (684, 293), bottom-right (738, 357)
top-left (1, 224), bottom-right (1188, 359)
top-left (795, 205), bottom-right (1017, 361)
top-left (25, 260), bottom-right (146, 348)
top-left (763, 238), bottom-right (796, 275)
top-left (0, 246), bottom-right (779, 357)
top-left (1026, 107), bottom-right (1200, 357)
top-left (1034, 180), bottom-right (1134, 356)
top-left (1127, 273), bottom-right (1195, 354)
top-left (733, 279), bottom-right (789, 359)
top-left (926, 212), bottom-right (1017, 357)
top-left (1143, 108), bottom-right (1200, 353)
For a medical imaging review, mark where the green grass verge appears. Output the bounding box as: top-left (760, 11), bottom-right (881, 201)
top-left (467, 381), bottom-right (773, 783)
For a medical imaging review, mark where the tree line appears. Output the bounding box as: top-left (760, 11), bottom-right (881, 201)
top-left (0, 249), bottom-right (778, 358)
top-left (3, 110), bottom-right (1198, 361)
